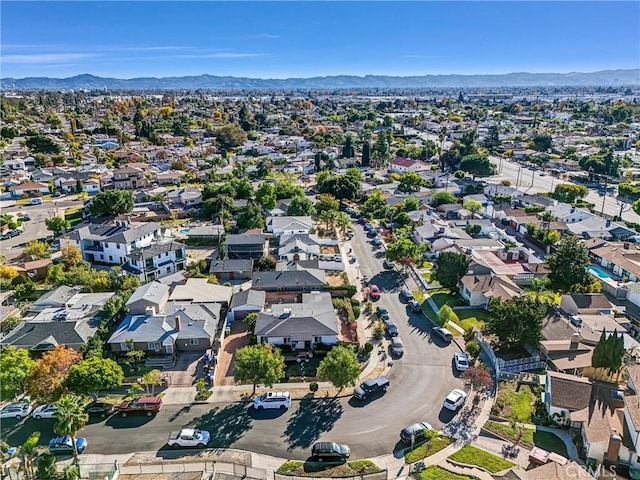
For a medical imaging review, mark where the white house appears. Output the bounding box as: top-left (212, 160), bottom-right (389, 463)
top-left (82, 179), bottom-right (101, 193)
top-left (547, 204), bottom-right (594, 224)
top-left (124, 240), bottom-right (187, 282)
top-left (389, 158), bottom-right (431, 174)
top-left (266, 216), bottom-right (314, 238)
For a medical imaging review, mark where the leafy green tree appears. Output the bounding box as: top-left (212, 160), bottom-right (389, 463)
top-left (459, 154), bottom-right (494, 179)
top-left (287, 196), bottom-right (315, 216)
top-left (465, 224), bottom-right (482, 236)
top-left (236, 202), bottom-right (264, 230)
top-left (342, 134), bottom-right (354, 158)
top-left (363, 190), bottom-right (387, 217)
top-left (36, 452), bottom-right (58, 480)
top-left (54, 394), bottom-right (89, 464)
top-left (315, 194), bottom-right (340, 214)
top-left (243, 312), bottom-right (258, 330)
top-left (433, 252), bottom-right (470, 291)
top-left (335, 212), bottom-right (352, 239)
top-left (213, 124), bottom-right (248, 149)
top-left (26, 135), bottom-right (61, 154)
top-left (487, 296), bottom-right (548, 346)
top-left (255, 183), bottom-right (276, 210)
top-left (274, 180), bottom-right (305, 200)
top-left (463, 199), bottom-right (483, 217)
top-left (316, 174), bottom-right (360, 200)
top-left (545, 236), bottom-right (592, 293)
top-left (66, 355), bottom-right (124, 398)
top-left (398, 171), bottom-right (424, 193)
top-left (234, 344), bottom-right (285, 395)
top-left (140, 369), bottom-right (163, 395)
top-left (552, 184), bottom-right (588, 203)
top-left (89, 190), bottom-right (134, 217)
top-left (484, 125), bottom-right (500, 150)
top-left (317, 345), bottom-right (360, 393)
top-left (432, 190), bottom-right (457, 206)
top-left (0, 347), bottom-right (35, 400)
top-left (404, 196), bottom-right (419, 212)
top-left (18, 432), bottom-right (40, 479)
top-left (437, 304), bottom-right (459, 327)
top-left (532, 133), bottom-right (553, 152)
top-left (362, 141), bottom-right (371, 166)
top-left (24, 240), bottom-right (49, 259)
top-left (386, 238), bottom-right (422, 263)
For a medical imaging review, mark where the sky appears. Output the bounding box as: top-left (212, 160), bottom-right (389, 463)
top-left (1, 1), bottom-right (639, 79)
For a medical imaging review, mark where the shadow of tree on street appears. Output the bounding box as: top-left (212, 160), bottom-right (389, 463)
top-left (186, 402), bottom-right (253, 448)
top-left (283, 398), bottom-right (343, 450)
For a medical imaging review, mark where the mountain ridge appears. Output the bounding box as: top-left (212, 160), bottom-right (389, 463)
top-left (2, 70), bottom-right (639, 90)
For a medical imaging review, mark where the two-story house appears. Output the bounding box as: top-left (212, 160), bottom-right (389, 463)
top-left (112, 166), bottom-right (149, 190)
top-left (62, 220), bottom-right (162, 265)
top-left (124, 240), bottom-right (187, 282)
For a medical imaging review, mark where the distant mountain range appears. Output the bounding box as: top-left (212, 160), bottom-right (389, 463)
top-left (2, 70), bottom-right (639, 90)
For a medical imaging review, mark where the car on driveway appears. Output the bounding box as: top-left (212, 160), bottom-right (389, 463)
top-left (48, 436), bottom-right (87, 455)
top-left (390, 337), bottom-right (404, 357)
top-left (376, 306), bottom-right (390, 320)
top-left (408, 299), bottom-right (422, 313)
top-left (369, 285), bottom-right (381, 300)
top-left (371, 237), bottom-right (382, 246)
top-left (432, 326), bottom-right (453, 343)
top-left (454, 352), bottom-right (469, 372)
top-left (32, 404), bottom-right (57, 419)
top-left (400, 289), bottom-right (414, 302)
top-left (312, 441), bottom-right (350, 461)
top-left (383, 319), bottom-right (398, 337)
top-left (443, 389), bottom-right (467, 411)
top-left (400, 421), bottom-right (434, 443)
top-left (383, 259), bottom-right (395, 269)
top-left (353, 376), bottom-right (390, 400)
top-left (85, 402), bottom-right (115, 418)
top-left (0, 403), bottom-right (32, 419)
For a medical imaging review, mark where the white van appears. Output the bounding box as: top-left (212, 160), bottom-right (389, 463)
top-left (253, 391), bottom-right (291, 410)
top-left (30, 198), bottom-right (43, 205)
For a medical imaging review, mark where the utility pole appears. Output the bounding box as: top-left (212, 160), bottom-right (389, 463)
top-left (601, 175), bottom-right (608, 217)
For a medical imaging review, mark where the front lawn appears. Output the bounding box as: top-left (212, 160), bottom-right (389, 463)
top-left (276, 460), bottom-right (381, 477)
top-left (412, 290), bottom-right (426, 304)
top-left (429, 289), bottom-right (461, 309)
top-left (417, 466), bottom-right (479, 480)
top-left (449, 446), bottom-right (514, 473)
top-left (451, 309), bottom-right (489, 331)
top-left (491, 382), bottom-right (536, 422)
top-left (484, 422), bottom-right (568, 457)
top-left (284, 356), bottom-right (322, 381)
top-left (405, 435), bottom-right (454, 463)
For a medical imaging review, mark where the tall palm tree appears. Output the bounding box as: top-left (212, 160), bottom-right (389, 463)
top-left (319, 210), bottom-right (337, 234)
top-left (335, 212), bottom-right (352, 239)
top-left (18, 432), bottom-right (40, 479)
top-left (54, 394), bottom-right (88, 465)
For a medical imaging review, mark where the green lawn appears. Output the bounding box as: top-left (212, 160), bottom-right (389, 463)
top-left (276, 460), bottom-right (381, 476)
top-left (493, 383), bottom-right (536, 422)
top-left (405, 435), bottom-right (454, 463)
top-left (429, 289), bottom-right (461, 309)
top-left (412, 290), bottom-right (426, 304)
top-left (65, 206), bottom-right (84, 227)
top-left (449, 446), bottom-right (514, 473)
top-left (284, 356), bottom-right (322, 380)
top-left (484, 422), bottom-right (568, 457)
top-left (451, 309), bottom-right (488, 331)
top-left (418, 466), bottom-right (479, 480)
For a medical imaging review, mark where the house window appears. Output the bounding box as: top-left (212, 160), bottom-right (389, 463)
top-left (148, 342), bottom-right (161, 351)
top-left (313, 336), bottom-right (322, 344)
top-left (283, 337), bottom-right (291, 344)
top-left (189, 339), bottom-right (199, 346)
top-left (120, 342), bottom-right (132, 351)
top-left (116, 244), bottom-right (120, 249)
top-left (109, 256), bottom-right (113, 262)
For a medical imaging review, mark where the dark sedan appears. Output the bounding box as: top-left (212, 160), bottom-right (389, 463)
top-left (85, 402), bottom-right (115, 418)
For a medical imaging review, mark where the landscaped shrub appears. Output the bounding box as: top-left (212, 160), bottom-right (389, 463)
top-left (465, 340), bottom-right (481, 359)
top-left (309, 382), bottom-right (318, 393)
top-left (364, 342), bottom-right (373, 354)
top-left (195, 378), bottom-right (212, 401)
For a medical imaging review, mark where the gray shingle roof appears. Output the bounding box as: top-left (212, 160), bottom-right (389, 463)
top-left (1, 317), bottom-right (100, 351)
top-left (126, 282), bottom-right (170, 307)
top-left (66, 222), bottom-right (160, 245)
top-left (129, 241), bottom-right (186, 262)
top-left (252, 269), bottom-right (326, 289)
top-left (230, 289), bottom-right (266, 310)
top-left (209, 259), bottom-right (254, 273)
top-left (226, 234), bottom-right (266, 246)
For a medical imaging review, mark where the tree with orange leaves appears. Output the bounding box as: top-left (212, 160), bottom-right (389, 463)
top-left (26, 346), bottom-right (82, 401)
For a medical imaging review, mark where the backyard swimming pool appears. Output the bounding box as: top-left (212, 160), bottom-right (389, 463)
top-left (586, 265), bottom-right (613, 280)
top-left (179, 228), bottom-right (191, 235)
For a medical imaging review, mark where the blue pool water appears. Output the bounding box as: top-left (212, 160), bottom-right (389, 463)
top-left (586, 265), bottom-right (612, 280)
top-left (179, 228), bottom-right (191, 235)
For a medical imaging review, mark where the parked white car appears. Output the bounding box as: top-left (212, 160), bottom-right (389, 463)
top-left (32, 404), bottom-right (57, 419)
top-left (0, 403), bottom-right (33, 419)
top-left (443, 389), bottom-right (467, 411)
top-left (454, 352), bottom-right (469, 372)
top-left (253, 391), bottom-right (291, 410)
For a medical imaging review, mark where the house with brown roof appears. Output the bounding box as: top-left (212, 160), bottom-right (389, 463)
top-left (459, 274), bottom-right (522, 308)
top-left (8, 182), bottom-right (49, 197)
top-left (13, 258), bottom-right (53, 281)
top-left (589, 241), bottom-right (640, 282)
top-left (389, 157), bottom-right (431, 174)
top-left (539, 336), bottom-right (595, 377)
top-left (544, 371), bottom-right (592, 426)
top-left (112, 166), bottom-right (149, 190)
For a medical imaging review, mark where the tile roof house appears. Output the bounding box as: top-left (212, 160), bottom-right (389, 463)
top-left (389, 157), bottom-right (431, 174)
top-left (255, 292), bottom-right (338, 350)
top-left (459, 274), bottom-right (522, 308)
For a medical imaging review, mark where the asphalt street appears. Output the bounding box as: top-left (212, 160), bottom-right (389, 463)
top-left (0, 220), bottom-right (463, 460)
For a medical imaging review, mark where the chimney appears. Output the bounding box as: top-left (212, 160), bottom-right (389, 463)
top-left (624, 242), bottom-right (630, 250)
top-left (606, 430), bottom-right (622, 462)
top-left (175, 315), bottom-right (182, 331)
top-left (145, 306), bottom-right (156, 316)
top-left (570, 332), bottom-right (581, 349)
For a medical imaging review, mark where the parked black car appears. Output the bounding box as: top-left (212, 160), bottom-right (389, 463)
top-left (376, 306), bottom-right (390, 321)
top-left (353, 376), bottom-right (390, 400)
top-left (383, 319), bottom-right (398, 337)
top-left (311, 442), bottom-right (350, 462)
top-left (408, 299), bottom-right (422, 313)
top-left (85, 402), bottom-right (115, 418)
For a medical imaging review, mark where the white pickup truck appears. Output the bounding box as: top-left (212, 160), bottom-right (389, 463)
top-left (167, 429), bottom-right (211, 448)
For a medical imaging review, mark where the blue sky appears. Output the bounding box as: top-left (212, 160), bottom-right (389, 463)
top-left (1, 1), bottom-right (638, 79)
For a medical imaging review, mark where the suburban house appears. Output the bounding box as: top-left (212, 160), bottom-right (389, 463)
top-left (560, 294), bottom-right (613, 317)
top-left (62, 221), bottom-right (164, 266)
top-left (588, 241), bottom-right (640, 282)
top-left (126, 282), bottom-right (170, 316)
top-left (278, 234), bottom-right (321, 261)
top-left (166, 187), bottom-right (203, 207)
top-left (1, 291), bottom-right (115, 351)
top-left (547, 204), bottom-right (593, 224)
top-left (254, 292), bottom-right (338, 349)
top-left (28, 286), bottom-right (83, 313)
top-left (209, 259), bottom-right (254, 281)
top-left (266, 216), bottom-right (314, 238)
top-left (13, 258), bottom-right (53, 281)
top-left (112, 166), bottom-right (149, 190)
top-left (124, 240), bottom-right (187, 282)
top-left (169, 278), bottom-right (233, 307)
top-left (252, 269), bottom-right (327, 292)
top-left (389, 157), bottom-right (430, 174)
top-left (8, 182), bottom-right (50, 197)
top-left (229, 289), bottom-right (266, 321)
top-left (184, 225), bottom-right (225, 244)
top-left (459, 274), bottom-right (522, 308)
top-left (226, 234), bottom-right (267, 260)
top-left (544, 371), bottom-right (592, 426)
